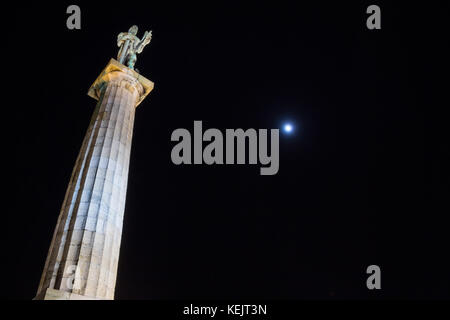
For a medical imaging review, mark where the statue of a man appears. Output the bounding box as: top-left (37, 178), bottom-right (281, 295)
top-left (117, 25), bottom-right (152, 70)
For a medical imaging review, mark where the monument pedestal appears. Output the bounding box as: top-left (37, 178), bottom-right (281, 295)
top-left (35, 59), bottom-right (153, 300)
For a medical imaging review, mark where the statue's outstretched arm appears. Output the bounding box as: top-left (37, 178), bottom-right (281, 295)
top-left (136, 31), bottom-right (152, 54)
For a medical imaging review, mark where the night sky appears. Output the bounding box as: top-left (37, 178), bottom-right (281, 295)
top-left (8, 1), bottom-right (449, 300)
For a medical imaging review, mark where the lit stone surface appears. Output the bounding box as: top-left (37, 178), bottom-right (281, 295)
top-left (35, 59), bottom-right (153, 300)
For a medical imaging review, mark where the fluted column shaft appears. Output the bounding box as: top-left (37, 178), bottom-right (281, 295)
top-left (36, 60), bottom-right (153, 300)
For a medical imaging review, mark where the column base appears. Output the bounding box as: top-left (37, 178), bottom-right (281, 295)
top-left (34, 288), bottom-right (106, 300)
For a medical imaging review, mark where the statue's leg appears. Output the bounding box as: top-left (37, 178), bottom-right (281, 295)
top-left (127, 54), bottom-right (137, 70)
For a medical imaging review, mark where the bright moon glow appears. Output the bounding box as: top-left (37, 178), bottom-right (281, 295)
top-left (283, 124), bottom-right (293, 133)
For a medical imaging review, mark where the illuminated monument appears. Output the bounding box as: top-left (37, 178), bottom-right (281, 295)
top-left (35, 26), bottom-right (154, 300)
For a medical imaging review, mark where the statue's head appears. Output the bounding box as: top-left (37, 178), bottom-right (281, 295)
top-left (129, 25), bottom-right (138, 35)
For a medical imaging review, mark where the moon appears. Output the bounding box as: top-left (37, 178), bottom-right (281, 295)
top-left (283, 123), bottom-right (293, 133)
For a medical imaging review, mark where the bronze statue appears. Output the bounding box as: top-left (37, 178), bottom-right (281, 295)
top-left (117, 25), bottom-right (152, 70)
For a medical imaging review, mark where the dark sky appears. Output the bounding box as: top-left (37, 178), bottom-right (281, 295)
top-left (8, 1), bottom-right (449, 299)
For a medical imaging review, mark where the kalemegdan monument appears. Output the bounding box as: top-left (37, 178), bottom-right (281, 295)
top-left (35, 26), bottom-right (154, 300)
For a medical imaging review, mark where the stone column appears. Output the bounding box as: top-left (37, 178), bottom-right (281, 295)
top-left (35, 59), bottom-right (154, 300)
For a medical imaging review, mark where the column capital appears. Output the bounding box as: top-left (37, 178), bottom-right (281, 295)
top-left (88, 58), bottom-right (154, 107)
